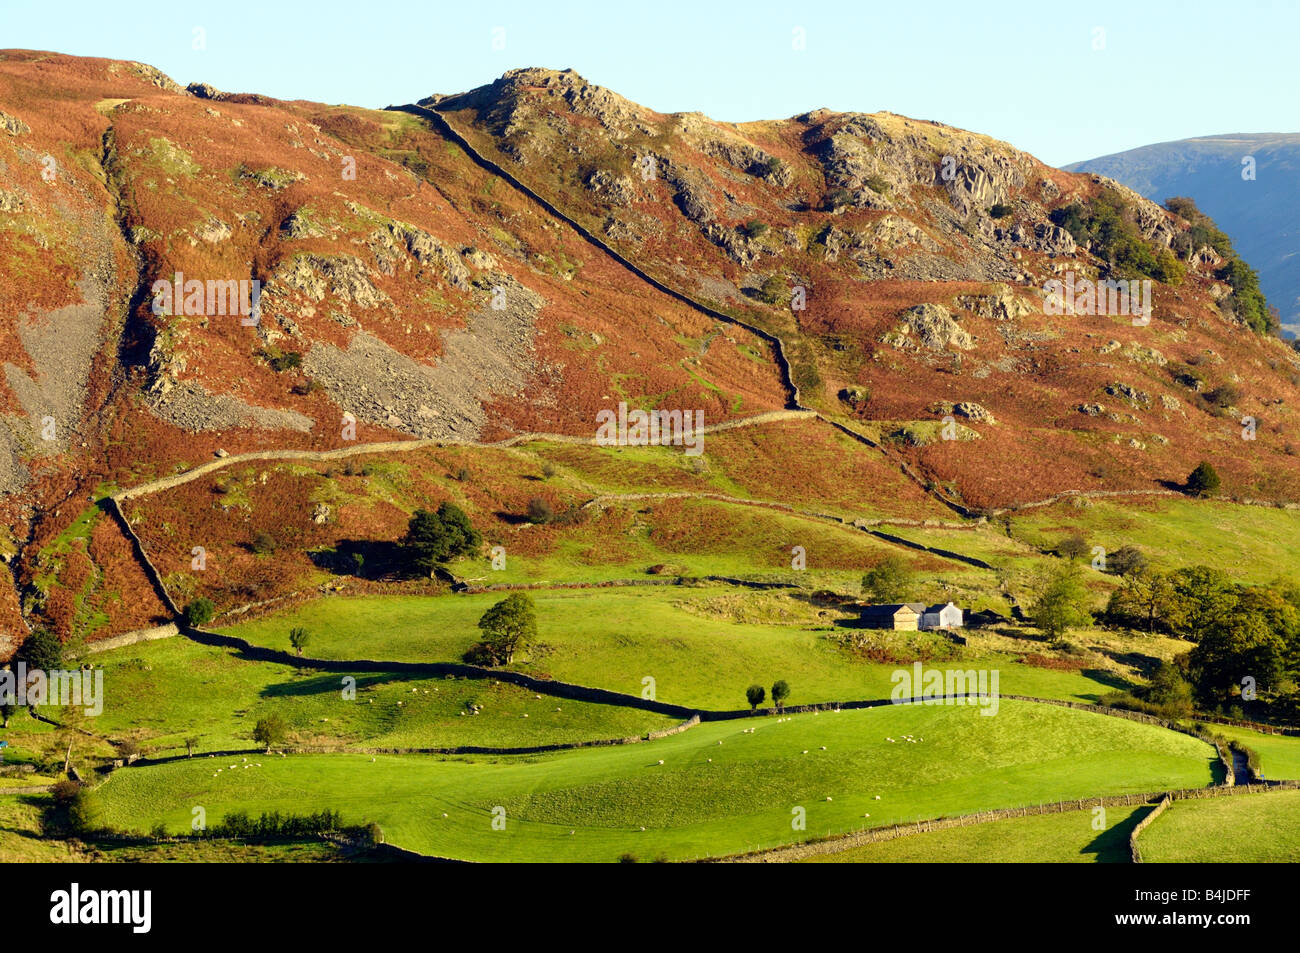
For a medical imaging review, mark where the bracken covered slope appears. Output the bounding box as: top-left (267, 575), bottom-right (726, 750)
top-left (1, 53), bottom-right (1298, 647)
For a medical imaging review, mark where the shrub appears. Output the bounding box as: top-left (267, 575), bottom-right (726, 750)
top-left (1186, 461), bottom-right (1221, 497)
top-left (526, 497), bottom-right (555, 524)
top-left (183, 598), bottom-right (216, 627)
top-left (251, 530), bottom-right (277, 554)
top-left (1053, 533), bottom-right (1089, 561)
top-left (989, 203), bottom-right (1014, 219)
top-left (1107, 545), bottom-right (1148, 577)
top-left (253, 713), bottom-right (288, 751)
top-left (755, 273), bottom-right (786, 305)
top-left (740, 219), bottom-right (769, 240)
top-left (17, 628), bottom-right (63, 671)
top-left (746, 684), bottom-right (766, 710)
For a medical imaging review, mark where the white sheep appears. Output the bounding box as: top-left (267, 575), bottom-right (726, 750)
top-left (657, 759), bottom-right (664, 765)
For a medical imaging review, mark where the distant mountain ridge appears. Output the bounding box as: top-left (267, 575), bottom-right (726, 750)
top-left (1066, 133), bottom-right (1300, 334)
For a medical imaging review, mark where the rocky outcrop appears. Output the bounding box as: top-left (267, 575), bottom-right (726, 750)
top-left (891, 303), bottom-right (974, 351)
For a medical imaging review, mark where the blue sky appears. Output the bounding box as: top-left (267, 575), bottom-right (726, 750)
top-left (3, 0), bottom-right (1297, 166)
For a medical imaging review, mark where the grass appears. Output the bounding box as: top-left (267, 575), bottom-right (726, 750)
top-left (97, 700), bottom-right (1216, 862)
top-left (0, 794), bottom-right (363, 862)
top-left (802, 803), bottom-right (1153, 863)
top-left (1006, 497), bottom-right (1300, 586)
top-left (1139, 791), bottom-right (1300, 862)
top-left (220, 588), bottom-right (1126, 708)
top-left (83, 637), bottom-right (677, 757)
top-left (1207, 724), bottom-right (1300, 779)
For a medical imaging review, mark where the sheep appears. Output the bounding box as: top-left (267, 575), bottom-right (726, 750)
top-left (802, 750), bottom-right (809, 754)
top-left (825, 796), bottom-right (833, 802)
top-left (873, 795), bottom-right (881, 800)
top-left (820, 746), bottom-right (827, 750)
top-left (522, 713), bottom-right (529, 718)
top-left (656, 759), bottom-right (664, 765)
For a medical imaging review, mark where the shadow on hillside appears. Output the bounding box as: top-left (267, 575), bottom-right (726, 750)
top-left (1101, 650), bottom-right (1163, 679)
top-left (308, 539), bottom-right (418, 581)
top-left (1078, 802), bottom-right (1156, 862)
top-left (1079, 668), bottom-right (1131, 692)
top-left (259, 672), bottom-right (437, 700)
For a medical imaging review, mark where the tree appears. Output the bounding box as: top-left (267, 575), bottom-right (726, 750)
top-left (526, 497), bottom-right (555, 525)
top-left (184, 736), bottom-right (200, 758)
top-left (0, 701), bottom-right (14, 728)
top-left (253, 713), bottom-right (288, 752)
top-left (1053, 533), bottom-right (1089, 561)
top-left (1189, 595), bottom-right (1289, 707)
top-left (289, 627), bottom-right (310, 657)
top-left (1166, 566), bottom-right (1236, 641)
top-left (1144, 659), bottom-right (1195, 717)
top-left (746, 684), bottom-right (766, 710)
top-left (1030, 564), bottom-right (1094, 641)
top-left (183, 598), bottom-right (215, 627)
top-left (1186, 461), bottom-right (1221, 497)
top-left (1107, 545), bottom-right (1148, 577)
top-left (16, 628), bottom-right (62, 671)
top-left (405, 502), bottom-right (482, 574)
top-left (771, 680), bottom-right (791, 712)
top-left (861, 555), bottom-right (912, 603)
top-left (475, 594), bottom-right (537, 666)
top-left (1106, 568), bottom-right (1175, 634)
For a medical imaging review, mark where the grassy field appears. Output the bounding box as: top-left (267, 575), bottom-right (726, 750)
top-left (802, 803), bottom-right (1153, 863)
top-left (84, 637), bottom-right (677, 756)
top-left (1207, 725), bottom-right (1300, 780)
top-left (220, 588), bottom-right (1126, 708)
top-left (1139, 791), bottom-right (1300, 862)
top-left (0, 793), bottom-right (364, 862)
top-left (97, 700), bottom-right (1216, 861)
top-left (1006, 497), bottom-right (1300, 586)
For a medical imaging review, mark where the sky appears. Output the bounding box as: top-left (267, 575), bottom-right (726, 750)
top-left (3, 0), bottom-right (1298, 166)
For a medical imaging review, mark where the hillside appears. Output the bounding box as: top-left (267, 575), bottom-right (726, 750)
top-left (1067, 133), bottom-right (1300, 335)
top-left (3, 52), bottom-right (1300, 648)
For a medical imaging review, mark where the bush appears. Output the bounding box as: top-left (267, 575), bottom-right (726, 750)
top-left (755, 274), bottom-right (786, 305)
top-left (253, 713), bottom-right (288, 751)
top-left (989, 203), bottom-right (1014, 219)
top-left (740, 220), bottom-right (769, 240)
top-left (1186, 461), bottom-right (1221, 497)
top-left (17, 628), bottom-right (63, 671)
top-left (1107, 545), bottom-right (1148, 577)
top-left (183, 598), bottom-right (216, 627)
top-left (526, 497), bottom-right (555, 524)
top-left (1052, 533), bottom-right (1089, 561)
top-left (251, 530), bottom-right (276, 554)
